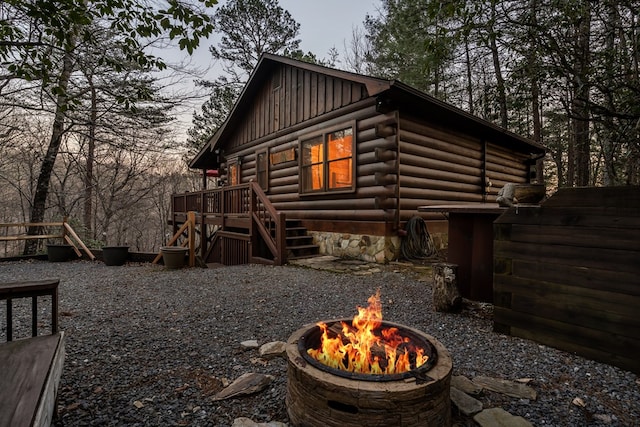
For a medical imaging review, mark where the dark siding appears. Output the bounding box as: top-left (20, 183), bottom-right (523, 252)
top-left (494, 187), bottom-right (640, 374)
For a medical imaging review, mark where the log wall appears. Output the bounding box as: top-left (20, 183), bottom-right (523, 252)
top-left (398, 118), bottom-right (530, 222)
top-left (493, 186), bottom-right (640, 373)
top-left (217, 68), bottom-right (534, 236)
top-left (223, 101), bottom-right (399, 233)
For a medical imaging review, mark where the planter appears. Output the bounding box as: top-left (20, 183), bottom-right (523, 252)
top-left (161, 246), bottom-right (188, 269)
top-left (102, 246), bottom-right (129, 266)
top-left (47, 244), bottom-right (74, 262)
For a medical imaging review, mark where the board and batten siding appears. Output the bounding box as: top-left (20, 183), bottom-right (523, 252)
top-left (397, 117), bottom-right (529, 221)
top-left (226, 64), bottom-right (369, 150)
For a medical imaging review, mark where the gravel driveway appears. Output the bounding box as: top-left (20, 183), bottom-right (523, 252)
top-left (0, 260), bottom-right (638, 426)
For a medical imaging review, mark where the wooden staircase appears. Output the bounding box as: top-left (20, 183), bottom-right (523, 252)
top-left (285, 219), bottom-right (319, 260)
top-left (171, 183), bottom-right (320, 266)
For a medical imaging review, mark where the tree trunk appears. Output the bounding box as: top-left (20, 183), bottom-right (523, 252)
top-left (432, 263), bottom-right (462, 312)
top-left (528, 0), bottom-right (543, 184)
top-left (572, 1), bottom-right (592, 186)
top-left (24, 41), bottom-right (75, 254)
top-left (464, 30), bottom-right (474, 115)
top-left (489, 0), bottom-right (508, 129)
top-left (84, 74), bottom-right (97, 239)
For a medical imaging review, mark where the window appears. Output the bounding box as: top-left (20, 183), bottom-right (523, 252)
top-left (228, 159), bottom-right (240, 186)
top-left (257, 150), bottom-right (268, 191)
top-left (300, 125), bottom-right (354, 194)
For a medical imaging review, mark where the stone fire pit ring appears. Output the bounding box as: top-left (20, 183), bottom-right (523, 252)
top-left (286, 319), bottom-right (453, 427)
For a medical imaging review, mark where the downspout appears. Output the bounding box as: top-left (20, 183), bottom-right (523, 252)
top-left (481, 138), bottom-right (487, 203)
top-left (394, 110), bottom-right (401, 233)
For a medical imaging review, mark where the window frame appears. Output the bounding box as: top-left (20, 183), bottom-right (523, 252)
top-left (299, 121), bottom-right (356, 196)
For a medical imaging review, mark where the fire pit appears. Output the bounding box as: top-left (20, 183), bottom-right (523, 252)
top-left (286, 292), bottom-right (452, 426)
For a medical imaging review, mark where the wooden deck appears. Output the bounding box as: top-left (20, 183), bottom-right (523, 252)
top-left (0, 333), bottom-right (65, 427)
top-left (172, 182), bottom-right (286, 265)
top-left (0, 279), bottom-right (65, 426)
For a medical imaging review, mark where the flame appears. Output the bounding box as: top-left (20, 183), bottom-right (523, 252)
top-left (307, 290), bottom-right (429, 375)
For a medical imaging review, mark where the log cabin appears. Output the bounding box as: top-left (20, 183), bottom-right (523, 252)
top-left (175, 53), bottom-right (545, 265)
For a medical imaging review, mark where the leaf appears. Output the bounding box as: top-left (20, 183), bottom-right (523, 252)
top-left (572, 397), bottom-right (586, 408)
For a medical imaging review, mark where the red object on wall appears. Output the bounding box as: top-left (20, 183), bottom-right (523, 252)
top-left (206, 169), bottom-right (219, 177)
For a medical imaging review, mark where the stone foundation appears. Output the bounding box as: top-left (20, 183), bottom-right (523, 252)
top-left (308, 231), bottom-right (400, 263)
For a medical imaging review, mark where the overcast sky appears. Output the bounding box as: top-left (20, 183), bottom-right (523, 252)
top-left (164, 0), bottom-right (381, 143)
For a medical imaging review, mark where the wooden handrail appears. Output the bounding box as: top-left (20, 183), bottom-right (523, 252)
top-left (171, 182), bottom-right (286, 265)
top-left (0, 220), bottom-right (95, 260)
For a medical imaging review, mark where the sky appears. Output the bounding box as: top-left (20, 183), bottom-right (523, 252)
top-left (165, 0), bottom-right (382, 143)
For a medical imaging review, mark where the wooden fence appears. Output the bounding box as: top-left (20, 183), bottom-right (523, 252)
top-left (493, 186), bottom-right (640, 373)
top-left (0, 219), bottom-right (94, 260)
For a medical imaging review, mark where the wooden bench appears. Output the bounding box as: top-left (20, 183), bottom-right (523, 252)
top-left (0, 279), bottom-right (65, 427)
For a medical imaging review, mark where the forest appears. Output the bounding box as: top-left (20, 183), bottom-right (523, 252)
top-left (1, 0), bottom-right (638, 255)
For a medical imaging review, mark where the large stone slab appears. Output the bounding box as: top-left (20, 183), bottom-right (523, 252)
top-left (450, 387), bottom-right (483, 416)
top-left (451, 375), bottom-right (482, 395)
top-left (473, 407), bottom-right (533, 427)
top-left (473, 376), bottom-right (537, 400)
top-left (213, 373), bottom-right (274, 401)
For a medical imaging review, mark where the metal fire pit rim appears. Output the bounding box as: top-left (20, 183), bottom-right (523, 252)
top-left (297, 318), bottom-right (438, 382)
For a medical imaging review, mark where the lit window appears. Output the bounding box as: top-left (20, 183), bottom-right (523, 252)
top-left (228, 161), bottom-right (239, 186)
top-left (300, 126), bottom-right (354, 194)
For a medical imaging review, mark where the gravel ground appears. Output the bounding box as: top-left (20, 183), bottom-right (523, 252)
top-left (0, 259), bottom-right (638, 427)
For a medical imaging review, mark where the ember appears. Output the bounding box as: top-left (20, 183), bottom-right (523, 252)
top-left (307, 290), bottom-right (429, 375)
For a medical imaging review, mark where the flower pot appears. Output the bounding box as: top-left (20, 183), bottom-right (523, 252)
top-left (102, 246), bottom-right (129, 266)
top-left (47, 244), bottom-right (74, 262)
top-left (161, 246), bottom-right (188, 270)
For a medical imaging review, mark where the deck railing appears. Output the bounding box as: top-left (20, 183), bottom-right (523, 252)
top-left (171, 182), bottom-right (286, 265)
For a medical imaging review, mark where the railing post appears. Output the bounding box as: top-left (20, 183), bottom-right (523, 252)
top-left (276, 212), bottom-right (286, 266)
top-left (249, 183), bottom-right (257, 262)
top-left (188, 211), bottom-right (196, 267)
top-left (200, 191), bottom-right (207, 261)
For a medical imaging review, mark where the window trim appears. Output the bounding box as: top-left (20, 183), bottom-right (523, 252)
top-left (298, 121), bottom-right (356, 196)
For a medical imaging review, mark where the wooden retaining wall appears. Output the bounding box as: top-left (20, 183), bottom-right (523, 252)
top-left (493, 186), bottom-right (640, 373)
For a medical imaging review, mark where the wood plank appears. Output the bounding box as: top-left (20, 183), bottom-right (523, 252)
top-left (493, 240), bottom-right (640, 274)
top-left (33, 332), bottom-right (65, 427)
top-left (494, 307), bottom-right (640, 373)
top-left (543, 186), bottom-right (640, 208)
top-left (303, 70), bottom-right (311, 121)
top-left (509, 292), bottom-right (640, 339)
top-left (511, 259), bottom-right (639, 295)
top-left (310, 72), bottom-right (317, 118)
top-left (333, 78), bottom-right (342, 108)
top-left (495, 206), bottom-right (640, 228)
top-left (508, 224), bottom-right (640, 251)
top-left (0, 333), bottom-right (65, 427)
top-left (317, 74), bottom-right (325, 115)
top-left (325, 75), bottom-right (333, 112)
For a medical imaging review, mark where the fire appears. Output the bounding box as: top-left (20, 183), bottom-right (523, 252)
top-left (307, 290), bottom-right (429, 375)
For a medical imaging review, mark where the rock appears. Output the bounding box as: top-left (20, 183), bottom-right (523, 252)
top-left (473, 376), bottom-right (537, 400)
top-left (212, 373), bottom-right (274, 401)
top-left (259, 341), bottom-right (287, 359)
top-left (473, 407), bottom-right (534, 427)
top-left (451, 375), bottom-right (482, 395)
top-left (593, 414), bottom-right (612, 423)
top-left (450, 387), bottom-right (483, 416)
top-left (232, 417), bottom-right (288, 427)
top-left (240, 339), bottom-right (260, 349)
